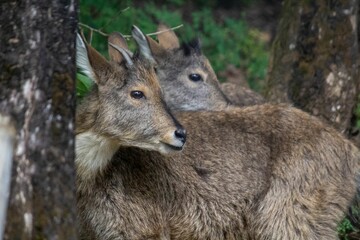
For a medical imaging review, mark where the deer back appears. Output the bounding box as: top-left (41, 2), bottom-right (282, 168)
top-left (77, 104), bottom-right (360, 240)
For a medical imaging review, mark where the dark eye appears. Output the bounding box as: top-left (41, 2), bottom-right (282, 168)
top-left (188, 73), bottom-right (202, 82)
top-left (153, 67), bottom-right (158, 73)
top-left (130, 91), bottom-right (145, 99)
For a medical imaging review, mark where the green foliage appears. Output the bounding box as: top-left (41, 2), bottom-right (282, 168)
top-left (338, 218), bottom-right (355, 240)
top-left (78, 0), bottom-right (269, 95)
top-left (76, 73), bottom-right (93, 100)
top-left (338, 218), bottom-right (356, 240)
top-left (338, 204), bottom-right (360, 240)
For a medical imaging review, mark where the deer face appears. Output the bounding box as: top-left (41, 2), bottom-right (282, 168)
top-left (144, 24), bottom-right (230, 111)
top-left (76, 27), bottom-right (186, 154)
top-left (155, 48), bottom-right (229, 111)
top-left (97, 61), bottom-right (186, 153)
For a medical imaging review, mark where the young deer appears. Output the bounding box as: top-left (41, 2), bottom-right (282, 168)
top-left (146, 24), bottom-right (265, 110)
top-left (75, 27), bottom-right (186, 185)
top-left (77, 27), bottom-right (360, 239)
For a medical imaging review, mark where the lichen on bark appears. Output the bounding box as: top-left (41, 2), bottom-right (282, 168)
top-left (0, 0), bottom-right (78, 239)
top-left (264, 0), bottom-right (359, 135)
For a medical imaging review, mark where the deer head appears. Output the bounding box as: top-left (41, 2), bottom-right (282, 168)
top-left (76, 27), bottom-right (186, 155)
top-left (145, 24), bottom-right (230, 111)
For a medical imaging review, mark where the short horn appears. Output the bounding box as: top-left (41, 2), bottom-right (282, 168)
top-left (131, 25), bottom-right (155, 62)
top-left (108, 42), bottom-right (134, 67)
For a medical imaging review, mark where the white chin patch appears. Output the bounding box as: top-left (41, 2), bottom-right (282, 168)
top-left (122, 139), bottom-right (184, 155)
top-left (158, 142), bottom-right (184, 155)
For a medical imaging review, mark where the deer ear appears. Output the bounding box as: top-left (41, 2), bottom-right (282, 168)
top-left (108, 32), bottom-right (133, 63)
top-left (157, 24), bottom-right (180, 49)
top-left (76, 33), bottom-right (112, 85)
top-left (132, 25), bottom-right (155, 63)
top-left (76, 33), bottom-right (95, 81)
top-left (146, 36), bottom-right (166, 56)
top-left (182, 38), bottom-right (202, 56)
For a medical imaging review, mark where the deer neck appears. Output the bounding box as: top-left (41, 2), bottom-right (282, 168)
top-left (75, 90), bottom-right (120, 182)
top-left (76, 131), bottom-right (120, 184)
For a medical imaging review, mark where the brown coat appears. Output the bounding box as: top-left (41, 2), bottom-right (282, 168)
top-left (78, 104), bottom-right (359, 240)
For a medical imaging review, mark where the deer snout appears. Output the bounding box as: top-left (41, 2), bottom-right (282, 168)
top-left (174, 128), bottom-right (186, 144)
top-left (159, 125), bottom-right (187, 154)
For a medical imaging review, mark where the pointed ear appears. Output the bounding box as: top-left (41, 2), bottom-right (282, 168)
top-left (76, 33), bottom-right (95, 81)
top-left (76, 33), bottom-right (112, 85)
top-left (182, 38), bottom-right (202, 56)
top-left (108, 32), bottom-right (133, 63)
top-left (146, 36), bottom-right (166, 56)
top-left (157, 24), bottom-right (180, 49)
top-left (191, 38), bottom-right (202, 52)
top-left (132, 25), bottom-right (155, 63)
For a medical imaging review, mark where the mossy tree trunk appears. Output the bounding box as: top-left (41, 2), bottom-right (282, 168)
top-left (264, 0), bottom-right (359, 136)
top-left (0, 0), bottom-right (78, 239)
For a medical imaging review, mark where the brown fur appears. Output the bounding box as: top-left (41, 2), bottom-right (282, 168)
top-left (219, 65), bottom-right (265, 106)
top-left (221, 83), bottom-right (265, 106)
top-left (78, 104), bottom-right (360, 239)
top-left (157, 23), bottom-right (180, 49)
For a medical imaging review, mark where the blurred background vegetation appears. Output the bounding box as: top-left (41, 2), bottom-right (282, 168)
top-left (78, 0), bottom-right (280, 97)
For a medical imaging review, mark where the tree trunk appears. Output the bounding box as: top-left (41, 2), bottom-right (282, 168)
top-left (0, 1), bottom-right (78, 239)
top-left (264, 0), bottom-right (359, 136)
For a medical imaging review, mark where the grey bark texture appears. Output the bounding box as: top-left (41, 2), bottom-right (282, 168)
top-left (0, 0), bottom-right (78, 239)
top-left (264, 2), bottom-right (360, 238)
top-left (264, 0), bottom-right (359, 136)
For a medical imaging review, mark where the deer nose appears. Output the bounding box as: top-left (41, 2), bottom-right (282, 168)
top-left (174, 128), bottom-right (186, 144)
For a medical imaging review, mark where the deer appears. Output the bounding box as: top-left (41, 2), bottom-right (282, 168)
top-left (76, 26), bottom-right (360, 240)
top-left (75, 27), bottom-right (187, 188)
top-left (109, 24), bottom-right (264, 111)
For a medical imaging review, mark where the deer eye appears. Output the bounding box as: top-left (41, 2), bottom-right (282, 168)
top-left (130, 91), bottom-right (145, 99)
top-left (188, 73), bottom-right (202, 82)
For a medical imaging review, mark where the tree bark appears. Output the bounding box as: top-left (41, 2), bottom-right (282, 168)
top-left (264, 0), bottom-right (359, 135)
top-left (0, 0), bottom-right (78, 239)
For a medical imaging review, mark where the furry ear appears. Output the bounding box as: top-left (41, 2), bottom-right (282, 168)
top-left (108, 32), bottom-right (133, 63)
top-left (157, 24), bottom-right (180, 49)
top-left (76, 33), bottom-right (112, 85)
top-left (146, 36), bottom-right (166, 56)
top-left (182, 38), bottom-right (202, 56)
top-left (76, 33), bottom-right (95, 81)
top-left (132, 25), bottom-right (155, 63)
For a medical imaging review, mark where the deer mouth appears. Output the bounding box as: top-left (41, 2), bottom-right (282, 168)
top-left (160, 142), bottom-right (184, 152)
